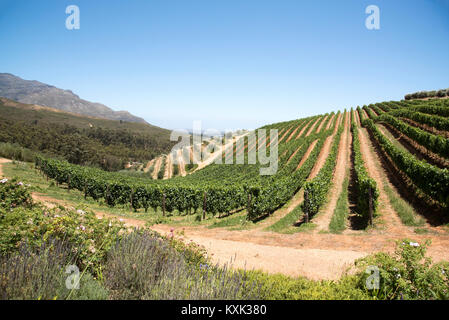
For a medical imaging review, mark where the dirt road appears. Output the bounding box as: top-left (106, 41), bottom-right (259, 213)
top-left (313, 111), bottom-right (350, 231)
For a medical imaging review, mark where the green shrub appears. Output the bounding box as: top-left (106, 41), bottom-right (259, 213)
top-left (436, 89), bottom-right (447, 97)
top-left (0, 178), bottom-right (33, 209)
top-left (0, 143), bottom-right (36, 162)
top-left (0, 204), bottom-right (126, 273)
top-left (354, 239), bottom-right (449, 300)
top-left (242, 271), bottom-right (371, 300)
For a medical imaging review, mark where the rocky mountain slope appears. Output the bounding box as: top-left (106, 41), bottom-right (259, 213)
top-left (0, 73), bottom-right (146, 123)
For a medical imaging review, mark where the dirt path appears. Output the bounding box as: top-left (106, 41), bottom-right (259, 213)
top-left (171, 235), bottom-right (366, 280)
top-left (295, 140), bottom-right (318, 170)
top-left (306, 113), bottom-right (342, 178)
top-left (325, 114), bottom-right (336, 130)
top-left (0, 158), bottom-right (10, 177)
top-left (356, 127), bottom-right (411, 235)
top-left (193, 133), bottom-right (249, 172)
top-left (143, 159), bottom-right (155, 173)
top-left (285, 122), bottom-right (304, 143)
top-left (152, 156), bottom-right (163, 180)
top-left (305, 117), bottom-right (321, 137)
top-left (165, 154), bottom-right (173, 179)
top-left (315, 115), bottom-right (328, 134)
top-left (361, 109), bottom-right (369, 121)
top-left (313, 111), bottom-right (350, 232)
top-left (178, 149), bottom-right (187, 176)
top-left (369, 107), bottom-right (378, 117)
top-left (150, 223), bottom-right (449, 280)
top-left (278, 126), bottom-right (293, 144)
top-left (354, 109), bottom-right (361, 127)
top-left (295, 119), bottom-right (313, 139)
top-left (285, 143), bottom-right (304, 165)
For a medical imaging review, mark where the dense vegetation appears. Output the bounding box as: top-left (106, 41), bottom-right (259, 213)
top-left (0, 97), bottom-right (176, 171)
top-left (364, 118), bottom-right (449, 207)
top-left (404, 88), bottom-right (448, 100)
top-left (378, 113), bottom-right (449, 159)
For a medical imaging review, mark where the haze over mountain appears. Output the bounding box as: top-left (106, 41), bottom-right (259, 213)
top-left (0, 73), bottom-right (146, 124)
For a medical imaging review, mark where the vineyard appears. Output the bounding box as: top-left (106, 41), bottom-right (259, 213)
top-left (30, 96), bottom-right (449, 234)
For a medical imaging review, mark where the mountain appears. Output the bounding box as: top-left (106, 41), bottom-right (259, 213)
top-left (0, 73), bottom-right (146, 123)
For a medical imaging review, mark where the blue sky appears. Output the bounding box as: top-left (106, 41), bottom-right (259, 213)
top-left (1, 0), bottom-right (448, 130)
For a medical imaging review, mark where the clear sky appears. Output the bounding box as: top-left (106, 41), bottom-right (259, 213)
top-left (1, 0), bottom-right (448, 131)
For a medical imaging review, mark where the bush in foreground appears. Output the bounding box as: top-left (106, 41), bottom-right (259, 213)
top-left (355, 239), bottom-right (449, 299)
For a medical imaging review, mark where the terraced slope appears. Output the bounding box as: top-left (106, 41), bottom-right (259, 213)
top-left (26, 96), bottom-right (449, 236)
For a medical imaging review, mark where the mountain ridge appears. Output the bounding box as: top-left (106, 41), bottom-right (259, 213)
top-left (0, 73), bottom-right (147, 123)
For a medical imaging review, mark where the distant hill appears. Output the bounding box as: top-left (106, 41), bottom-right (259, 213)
top-left (0, 73), bottom-right (147, 123)
top-left (0, 97), bottom-right (176, 171)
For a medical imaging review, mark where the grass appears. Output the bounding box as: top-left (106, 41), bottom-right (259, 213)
top-left (329, 171), bottom-right (350, 233)
top-left (375, 123), bottom-right (409, 153)
top-left (265, 204), bottom-right (317, 234)
top-left (265, 203), bottom-right (303, 233)
top-left (382, 177), bottom-right (424, 227)
top-left (365, 132), bottom-right (426, 228)
top-left (208, 211), bottom-right (253, 230)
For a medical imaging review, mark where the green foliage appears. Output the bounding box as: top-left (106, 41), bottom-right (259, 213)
top-left (0, 142), bottom-right (36, 162)
top-left (329, 173), bottom-right (349, 233)
top-left (247, 113), bottom-right (338, 220)
top-left (390, 108), bottom-right (449, 132)
top-left (378, 113), bottom-right (449, 159)
top-left (355, 239), bottom-right (449, 300)
top-left (173, 164), bottom-right (180, 176)
top-left (382, 178), bottom-right (424, 227)
top-left (363, 106), bottom-right (379, 120)
top-left (302, 113), bottom-right (344, 219)
top-left (0, 99), bottom-right (176, 171)
top-left (241, 271), bottom-right (366, 300)
top-left (405, 88), bottom-right (448, 100)
top-left (351, 119), bottom-right (379, 222)
top-left (370, 105), bottom-right (385, 115)
top-left (0, 194), bottom-right (126, 273)
top-left (0, 178), bottom-right (33, 209)
top-left (408, 102), bottom-right (449, 118)
top-left (364, 118), bottom-right (449, 207)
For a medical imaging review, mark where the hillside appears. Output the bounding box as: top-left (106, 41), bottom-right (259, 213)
top-left (2, 93), bottom-right (449, 291)
top-left (0, 97), bottom-right (176, 171)
top-left (0, 73), bottom-right (146, 123)
top-left (31, 95), bottom-right (449, 229)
